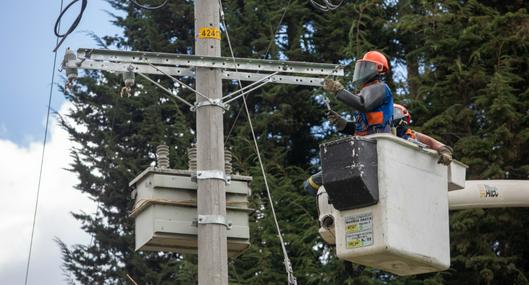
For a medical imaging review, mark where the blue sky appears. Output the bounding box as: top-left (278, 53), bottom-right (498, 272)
top-left (0, 1), bottom-right (123, 284)
top-left (0, 0), bottom-right (122, 146)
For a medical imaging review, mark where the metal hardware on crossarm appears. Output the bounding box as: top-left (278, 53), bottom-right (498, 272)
top-left (62, 48), bottom-right (344, 113)
top-left (62, 48), bottom-right (343, 90)
top-left (73, 48), bottom-right (341, 75)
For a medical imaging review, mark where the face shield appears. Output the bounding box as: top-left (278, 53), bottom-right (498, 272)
top-left (393, 108), bottom-right (406, 121)
top-left (392, 107), bottom-right (411, 126)
top-left (352, 60), bottom-right (378, 86)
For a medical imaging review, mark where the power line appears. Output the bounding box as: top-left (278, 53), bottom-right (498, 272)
top-left (264, 0), bottom-right (292, 59)
top-left (224, 0), bottom-right (292, 144)
top-left (241, 92), bottom-right (298, 285)
top-left (218, 1), bottom-right (297, 284)
top-left (25, 1), bottom-right (64, 284)
top-left (130, 0), bottom-right (169, 10)
top-left (310, 0), bottom-right (345, 11)
top-left (53, 0), bottom-right (168, 52)
top-left (53, 0), bottom-right (87, 52)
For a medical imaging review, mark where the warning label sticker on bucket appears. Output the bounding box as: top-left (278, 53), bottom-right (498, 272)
top-left (344, 213), bottom-right (373, 249)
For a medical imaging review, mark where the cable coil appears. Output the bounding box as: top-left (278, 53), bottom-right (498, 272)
top-left (52, 0), bottom-right (168, 52)
top-left (53, 0), bottom-right (88, 52)
top-left (130, 0), bottom-right (169, 10)
top-left (310, 0), bottom-right (345, 11)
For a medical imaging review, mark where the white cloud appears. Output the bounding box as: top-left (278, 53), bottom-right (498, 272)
top-left (0, 103), bottom-right (95, 285)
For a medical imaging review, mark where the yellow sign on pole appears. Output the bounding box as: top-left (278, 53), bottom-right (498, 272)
top-left (198, 27), bottom-right (221, 40)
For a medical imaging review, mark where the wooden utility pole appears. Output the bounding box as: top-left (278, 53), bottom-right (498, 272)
top-left (194, 1), bottom-right (228, 284)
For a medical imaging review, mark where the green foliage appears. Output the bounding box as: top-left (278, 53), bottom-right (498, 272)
top-left (396, 2), bottom-right (529, 284)
top-left (59, 0), bottom-right (529, 284)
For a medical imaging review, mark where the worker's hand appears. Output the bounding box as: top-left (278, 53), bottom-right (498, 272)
top-left (323, 79), bottom-right (344, 93)
top-left (327, 110), bottom-right (347, 131)
top-left (437, 146), bottom-right (453, 165)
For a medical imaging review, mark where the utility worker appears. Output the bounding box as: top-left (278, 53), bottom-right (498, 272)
top-left (323, 50), bottom-right (394, 135)
top-left (321, 104), bottom-right (455, 163)
top-left (392, 103), bottom-right (453, 165)
top-left (303, 104), bottom-right (454, 193)
top-left (304, 51), bottom-right (394, 194)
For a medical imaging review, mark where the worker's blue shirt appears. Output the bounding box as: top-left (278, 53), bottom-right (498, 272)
top-left (354, 83), bottom-right (394, 134)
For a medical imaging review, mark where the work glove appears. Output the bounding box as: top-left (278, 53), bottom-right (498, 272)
top-left (303, 172), bottom-right (323, 195)
top-left (303, 177), bottom-right (320, 195)
top-left (323, 79), bottom-right (344, 93)
top-left (437, 146), bottom-right (453, 165)
top-left (327, 110), bottom-right (347, 131)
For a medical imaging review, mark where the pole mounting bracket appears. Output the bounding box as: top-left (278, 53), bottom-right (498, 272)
top-left (195, 170), bottom-right (231, 184)
top-left (191, 99), bottom-right (230, 112)
top-left (195, 215), bottom-right (232, 229)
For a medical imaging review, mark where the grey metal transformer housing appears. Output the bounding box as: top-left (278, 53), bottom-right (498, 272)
top-left (129, 167), bottom-right (252, 257)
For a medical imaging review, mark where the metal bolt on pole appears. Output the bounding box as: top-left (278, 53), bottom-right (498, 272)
top-left (194, 1), bottom-right (228, 284)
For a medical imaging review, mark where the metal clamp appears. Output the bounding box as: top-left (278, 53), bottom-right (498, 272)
top-left (196, 170), bottom-right (231, 184)
top-left (195, 215), bottom-right (232, 229)
top-left (190, 99), bottom-right (230, 112)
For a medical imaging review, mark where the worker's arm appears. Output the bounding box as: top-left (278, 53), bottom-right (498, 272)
top-left (327, 110), bottom-right (355, 135)
top-left (414, 132), bottom-right (445, 151)
top-left (341, 122), bottom-right (356, 135)
top-left (323, 79), bottom-right (387, 112)
top-left (415, 132), bottom-right (453, 165)
top-left (335, 83), bottom-right (386, 112)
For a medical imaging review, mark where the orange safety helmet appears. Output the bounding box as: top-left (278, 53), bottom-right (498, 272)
top-left (363, 51), bottom-right (389, 72)
top-left (393, 103), bottom-right (411, 125)
top-left (353, 51), bottom-right (389, 85)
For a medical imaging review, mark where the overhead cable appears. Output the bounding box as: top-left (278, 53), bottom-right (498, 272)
top-left (310, 0), bottom-right (345, 11)
top-left (218, 1), bottom-right (298, 284)
top-left (223, 79), bottom-right (275, 105)
top-left (53, 0), bottom-right (87, 52)
top-left (146, 63), bottom-right (212, 103)
top-left (223, 0), bottom-right (292, 144)
top-left (25, 1), bottom-right (65, 284)
top-left (52, 0), bottom-right (168, 52)
top-left (264, 0), bottom-right (293, 59)
top-left (130, 0), bottom-right (169, 10)
top-left (242, 91), bottom-right (298, 285)
top-left (222, 71), bottom-right (280, 102)
top-left (136, 72), bottom-right (194, 109)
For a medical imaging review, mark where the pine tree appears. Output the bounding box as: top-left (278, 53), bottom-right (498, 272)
top-left (396, 1), bottom-right (529, 284)
top-left (59, 0), bottom-right (529, 284)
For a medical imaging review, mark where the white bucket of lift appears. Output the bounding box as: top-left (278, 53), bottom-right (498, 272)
top-left (321, 134), bottom-right (465, 276)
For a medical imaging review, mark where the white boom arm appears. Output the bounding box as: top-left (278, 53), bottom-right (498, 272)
top-left (449, 180), bottom-right (529, 210)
